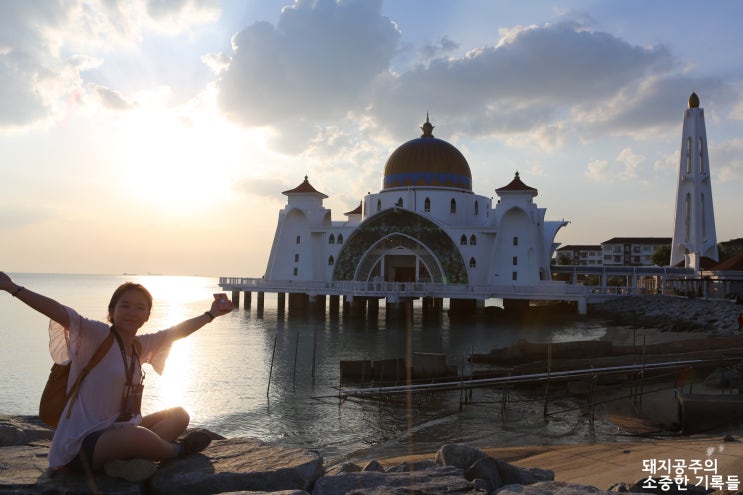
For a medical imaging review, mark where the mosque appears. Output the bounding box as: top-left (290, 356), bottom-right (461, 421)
top-left (248, 116), bottom-right (568, 315)
top-left (220, 94), bottom-right (718, 316)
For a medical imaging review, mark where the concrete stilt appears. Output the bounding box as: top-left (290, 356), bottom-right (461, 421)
top-left (230, 290), bottom-right (240, 309)
top-left (329, 295), bottom-right (340, 314)
top-left (244, 291), bottom-right (252, 309)
top-left (367, 298), bottom-right (379, 320)
top-left (257, 292), bottom-right (264, 316)
top-left (578, 297), bottom-right (587, 316)
top-left (349, 297), bottom-right (366, 319)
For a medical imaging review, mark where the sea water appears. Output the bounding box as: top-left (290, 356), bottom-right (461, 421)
top-left (0, 273), bottom-right (642, 463)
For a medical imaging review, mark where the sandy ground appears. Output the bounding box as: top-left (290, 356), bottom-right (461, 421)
top-left (373, 381), bottom-right (743, 489)
top-left (376, 437), bottom-right (743, 490)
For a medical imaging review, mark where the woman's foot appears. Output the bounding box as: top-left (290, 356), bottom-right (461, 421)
top-left (177, 429), bottom-right (212, 456)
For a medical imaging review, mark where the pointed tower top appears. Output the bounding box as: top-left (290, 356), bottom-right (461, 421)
top-left (688, 92), bottom-right (700, 108)
top-left (420, 113), bottom-right (435, 138)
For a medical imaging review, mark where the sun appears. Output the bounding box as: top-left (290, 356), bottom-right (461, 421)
top-left (113, 90), bottom-right (251, 213)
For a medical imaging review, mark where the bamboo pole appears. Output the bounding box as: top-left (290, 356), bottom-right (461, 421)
top-left (267, 335), bottom-right (277, 399)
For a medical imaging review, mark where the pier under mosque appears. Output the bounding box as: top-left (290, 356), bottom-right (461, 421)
top-left (219, 264), bottom-right (698, 318)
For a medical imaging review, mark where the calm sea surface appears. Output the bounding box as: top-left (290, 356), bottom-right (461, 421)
top-left (1, 273), bottom-right (652, 464)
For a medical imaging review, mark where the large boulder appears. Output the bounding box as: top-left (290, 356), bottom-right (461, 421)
top-left (434, 443), bottom-right (553, 492)
top-left (311, 466), bottom-right (472, 495)
top-left (150, 437), bottom-right (323, 495)
top-left (0, 436), bottom-right (323, 495)
top-left (434, 443), bottom-right (489, 470)
top-left (0, 416), bottom-right (54, 447)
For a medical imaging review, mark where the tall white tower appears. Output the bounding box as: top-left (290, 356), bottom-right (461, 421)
top-left (670, 92), bottom-right (718, 269)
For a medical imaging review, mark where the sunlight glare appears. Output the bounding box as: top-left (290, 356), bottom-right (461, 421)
top-left (115, 91), bottom-right (243, 212)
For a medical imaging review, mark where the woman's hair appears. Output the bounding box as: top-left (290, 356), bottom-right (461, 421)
top-left (107, 282), bottom-right (154, 323)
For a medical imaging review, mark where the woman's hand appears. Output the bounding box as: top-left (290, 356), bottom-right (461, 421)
top-left (0, 271), bottom-right (17, 293)
top-left (209, 294), bottom-right (234, 318)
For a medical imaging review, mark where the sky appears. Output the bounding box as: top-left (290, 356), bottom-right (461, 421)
top-left (1, 0), bottom-right (742, 277)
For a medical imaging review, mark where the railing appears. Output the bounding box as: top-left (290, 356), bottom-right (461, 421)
top-left (218, 276), bottom-right (624, 301)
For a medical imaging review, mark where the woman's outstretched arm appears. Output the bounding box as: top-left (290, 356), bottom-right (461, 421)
top-left (0, 271), bottom-right (69, 328)
top-left (167, 296), bottom-right (233, 341)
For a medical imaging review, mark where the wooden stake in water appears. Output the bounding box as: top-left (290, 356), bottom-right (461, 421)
top-left (292, 333), bottom-right (299, 389)
top-left (312, 328), bottom-right (317, 380)
top-left (267, 335), bottom-right (277, 399)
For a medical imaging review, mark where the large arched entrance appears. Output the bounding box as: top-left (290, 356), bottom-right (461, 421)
top-left (333, 208), bottom-right (468, 284)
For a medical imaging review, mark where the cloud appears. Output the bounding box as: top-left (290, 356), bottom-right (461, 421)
top-left (585, 159), bottom-right (609, 181)
top-left (216, 0), bottom-right (401, 147)
top-left (584, 148), bottom-right (646, 182)
top-left (216, 13), bottom-right (684, 155)
top-left (232, 176), bottom-right (294, 201)
top-left (0, 0), bottom-right (218, 130)
top-left (713, 137), bottom-right (743, 182)
top-left (420, 36), bottom-right (459, 60)
top-left (89, 83), bottom-right (137, 111)
top-left (616, 147), bottom-right (644, 180)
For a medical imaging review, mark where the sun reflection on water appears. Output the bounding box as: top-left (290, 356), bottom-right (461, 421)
top-left (127, 275), bottom-right (218, 416)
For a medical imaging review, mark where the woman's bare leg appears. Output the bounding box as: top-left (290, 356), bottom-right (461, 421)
top-left (91, 426), bottom-right (178, 469)
top-left (141, 407), bottom-right (190, 442)
top-left (91, 407), bottom-right (190, 469)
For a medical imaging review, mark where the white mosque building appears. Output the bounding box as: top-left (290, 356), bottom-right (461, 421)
top-left (251, 116), bottom-right (569, 315)
top-left (221, 94), bottom-right (717, 315)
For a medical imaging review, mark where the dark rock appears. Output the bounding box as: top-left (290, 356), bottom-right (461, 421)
top-left (149, 437), bottom-right (323, 495)
top-left (0, 416), bottom-right (54, 448)
top-left (311, 466), bottom-right (471, 495)
top-left (0, 443), bottom-right (140, 495)
top-left (323, 462), bottom-right (361, 476)
top-left (435, 443), bottom-right (489, 470)
top-left (384, 460), bottom-right (437, 473)
top-left (361, 460), bottom-right (384, 472)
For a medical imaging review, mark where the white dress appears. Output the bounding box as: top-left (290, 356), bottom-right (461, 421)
top-left (47, 306), bottom-right (174, 469)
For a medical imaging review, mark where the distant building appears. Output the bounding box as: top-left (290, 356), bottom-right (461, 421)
top-left (600, 237), bottom-right (671, 266)
top-left (555, 245), bottom-right (603, 266)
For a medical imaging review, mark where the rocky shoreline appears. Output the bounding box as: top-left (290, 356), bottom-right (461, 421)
top-left (588, 295), bottom-right (741, 335)
top-left (0, 415), bottom-right (725, 495)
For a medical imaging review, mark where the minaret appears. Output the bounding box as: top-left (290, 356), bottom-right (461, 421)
top-left (670, 92), bottom-right (718, 269)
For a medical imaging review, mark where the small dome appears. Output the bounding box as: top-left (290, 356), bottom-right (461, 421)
top-left (688, 92), bottom-right (700, 108)
top-left (382, 117), bottom-right (472, 191)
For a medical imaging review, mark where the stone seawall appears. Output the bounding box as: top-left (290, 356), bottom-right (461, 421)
top-left (589, 295), bottom-right (742, 335)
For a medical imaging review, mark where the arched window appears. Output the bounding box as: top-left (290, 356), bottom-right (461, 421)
top-left (328, 256), bottom-right (335, 266)
top-left (337, 234), bottom-right (344, 244)
top-left (699, 137), bottom-right (704, 172)
top-left (396, 197), bottom-right (403, 207)
top-left (469, 257), bottom-right (476, 268)
top-left (450, 198), bottom-right (456, 213)
top-left (686, 137), bottom-right (692, 174)
top-left (377, 199), bottom-right (382, 212)
top-left (474, 201), bottom-right (479, 215)
top-left (460, 234), bottom-right (467, 245)
top-left (470, 235), bottom-right (477, 246)
top-left (685, 193), bottom-right (691, 241)
top-left (424, 197), bottom-right (431, 212)
top-left (328, 234), bottom-right (335, 244)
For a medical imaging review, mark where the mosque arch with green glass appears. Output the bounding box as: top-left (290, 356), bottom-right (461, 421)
top-left (332, 208), bottom-right (468, 284)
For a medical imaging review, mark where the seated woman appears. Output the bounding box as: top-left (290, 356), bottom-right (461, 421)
top-left (0, 271), bottom-right (233, 482)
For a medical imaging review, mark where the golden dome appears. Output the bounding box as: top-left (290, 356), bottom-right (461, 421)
top-left (382, 117), bottom-right (472, 190)
top-left (688, 92), bottom-right (700, 108)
